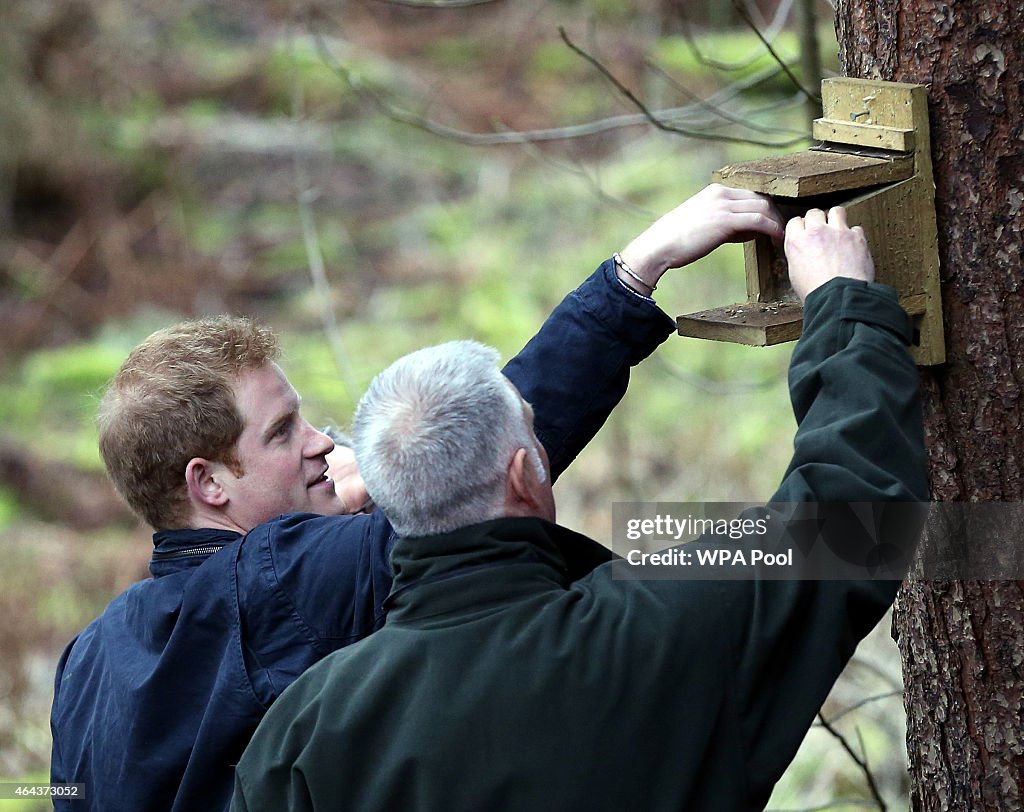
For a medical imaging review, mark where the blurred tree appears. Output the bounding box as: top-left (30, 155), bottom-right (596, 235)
top-left (835, 1), bottom-right (1024, 808)
top-left (793, 0), bottom-right (821, 128)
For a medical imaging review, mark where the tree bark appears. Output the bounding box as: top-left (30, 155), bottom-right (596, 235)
top-left (834, 1), bottom-right (1024, 808)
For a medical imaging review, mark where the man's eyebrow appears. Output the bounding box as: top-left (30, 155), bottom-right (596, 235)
top-left (261, 411), bottom-right (294, 442)
top-left (261, 394), bottom-right (302, 442)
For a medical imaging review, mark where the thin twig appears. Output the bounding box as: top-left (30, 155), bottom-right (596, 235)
top-left (817, 690), bottom-right (902, 725)
top-left (558, 27), bottom-right (806, 148)
top-left (731, 0), bottom-right (820, 103)
top-left (501, 128), bottom-right (656, 219)
top-left (651, 355), bottom-right (780, 396)
top-left (816, 713), bottom-right (889, 812)
top-left (309, 23), bottom-right (806, 147)
top-left (374, 0), bottom-right (498, 5)
top-left (674, 0), bottom-right (796, 73)
top-left (842, 654), bottom-right (904, 692)
top-left (288, 20), bottom-right (357, 403)
top-left (310, 30), bottom-right (804, 149)
top-left (644, 59), bottom-right (806, 138)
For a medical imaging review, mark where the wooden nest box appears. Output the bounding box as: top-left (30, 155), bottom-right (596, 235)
top-left (677, 78), bottom-right (945, 365)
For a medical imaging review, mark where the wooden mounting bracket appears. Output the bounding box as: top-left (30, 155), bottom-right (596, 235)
top-left (676, 78), bottom-right (945, 366)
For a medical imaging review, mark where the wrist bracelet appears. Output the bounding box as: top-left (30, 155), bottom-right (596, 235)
top-left (614, 274), bottom-right (654, 300)
top-left (613, 252), bottom-right (656, 292)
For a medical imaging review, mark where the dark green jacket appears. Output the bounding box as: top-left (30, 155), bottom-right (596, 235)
top-left (232, 279), bottom-right (928, 812)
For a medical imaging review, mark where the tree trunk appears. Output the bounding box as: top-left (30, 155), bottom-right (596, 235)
top-left (834, 1), bottom-right (1024, 808)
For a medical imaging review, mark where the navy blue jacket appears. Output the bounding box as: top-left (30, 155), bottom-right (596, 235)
top-left (49, 262), bottom-right (674, 812)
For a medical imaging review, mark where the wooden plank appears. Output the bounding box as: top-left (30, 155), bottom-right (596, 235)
top-left (820, 78), bottom-right (925, 131)
top-left (812, 119), bottom-right (915, 153)
top-left (677, 294), bottom-right (925, 350)
top-left (676, 302), bottom-right (803, 347)
top-left (815, 80), bottom-right (943, 365)
top-left (743, 239), bottom-right (772, 301)
top-left (841, 178), bottom-right (943, 363)
top-left (713, 151), bottom-right (914, 197)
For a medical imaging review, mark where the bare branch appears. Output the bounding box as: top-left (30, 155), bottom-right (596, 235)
top-left (288, 21), bottom-right (357, 403)
top-left (731, 0), bottom-right (820, 103)
top-left (498, 125), bottom-right (657, 219)
top-left (373, 0), bottom-right (499, 6)
top-left (816, 713), bottom-right (889, 812)
top-left (842, 654), bottom-right (904, 692)
top-left (643, 59), bottom-right (806, 138)
top-left (310, 29), bottom-right (805, 149)
top-left (681, 81), bottom-right (809, 127)
top-left (793, 0), bottom-right (824, 128)
top-left (558, 27), bottom-right (806, 148)
top-left (817, 690), bottom-right (902, 725)
top-left (673, 0), bottom-right (797, 73)
top-left (651, 355), bottom-right (779, 396)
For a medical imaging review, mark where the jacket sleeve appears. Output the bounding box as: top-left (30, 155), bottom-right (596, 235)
top-left (49, 641), bottom-right (73, 811)
top-left (728, 278), bottom-right (928, 805)
top-left (236, 512), bottom-right (396, 704)
top-left (616, 278), bottom-right (927, 807)
top-left (502, 259), bottom-right (675, 481)
top-left (772, 278), bottom-right (928, 504)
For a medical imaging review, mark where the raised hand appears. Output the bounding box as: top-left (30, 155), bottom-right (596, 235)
top-left (784, 207), bottom-right (875, 302)
top-left (616, 184), bottom-right (785, 294)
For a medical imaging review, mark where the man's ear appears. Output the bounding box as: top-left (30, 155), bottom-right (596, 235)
top-left (505, 447), bottom-right (541, 514)
top-left (185, 458), bottom-right (229, 508)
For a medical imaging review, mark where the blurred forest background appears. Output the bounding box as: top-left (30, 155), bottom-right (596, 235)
top-left (1, 0), bottom-right (907, 808)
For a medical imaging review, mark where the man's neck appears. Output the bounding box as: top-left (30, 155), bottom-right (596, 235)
top-left (183, 506), bottom-right (251, 535)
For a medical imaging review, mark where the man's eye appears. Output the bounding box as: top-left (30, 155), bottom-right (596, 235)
top-left (273, 421), bottom-right (292, 439)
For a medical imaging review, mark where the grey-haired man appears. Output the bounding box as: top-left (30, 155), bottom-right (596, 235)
top-left (232, 207), bottom-right (928, 811)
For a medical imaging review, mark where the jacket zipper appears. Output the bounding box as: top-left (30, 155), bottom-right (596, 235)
top-left (151, 544), bottom-right (227, 560)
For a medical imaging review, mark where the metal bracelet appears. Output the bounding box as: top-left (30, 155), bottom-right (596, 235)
top-left (613, 252), bottom-right (656, 292)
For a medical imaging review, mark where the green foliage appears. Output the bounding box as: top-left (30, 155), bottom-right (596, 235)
top-left (654, 24), bottom-right (839, 91)
top-left (587, 0), bottom-right (638, 23)
top-left (3, 355), bottom-right (90, 423)
top-left (179, 40), bottom-right (254, 86)
top-left (261, 36), bottom-right (415, 118)
top-left (0, 342), bottom-right (122, 471)
top-left (107, 95), bottom-right (172, 190)
top-left (527, 39), bottom-right (592, 84)
top-left (21, 344), bottom-right (120, 404)
top-left (0, 488), bottom-right (19, 529)
top-left (655, 29), bottom-right (799, 84)
top-left (187, 204), bottom-right (240, 253)
top-left (426, 36), bottom-right (483, 68)
top-left (183, 97), bottom-right (224, 121)
top-left (423, 205), bottom-right (475, 255)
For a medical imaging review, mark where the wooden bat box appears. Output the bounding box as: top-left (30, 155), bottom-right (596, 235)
top-left (676, 78), bottom-right (945, 365)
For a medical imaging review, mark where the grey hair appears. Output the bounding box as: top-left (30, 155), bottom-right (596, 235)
top-left (351, 340), bottom-right (545, 538)
top-left (321, 426), bottom-right (353, 448)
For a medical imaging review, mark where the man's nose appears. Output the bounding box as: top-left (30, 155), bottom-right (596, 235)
top-left (306, 424), bottom-right (335, 457)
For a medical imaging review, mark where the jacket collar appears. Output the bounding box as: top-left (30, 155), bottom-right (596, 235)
top-left (385, 517), bottom-right (615, 624)
top-left (149, 527), bottom-right (242, 577)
